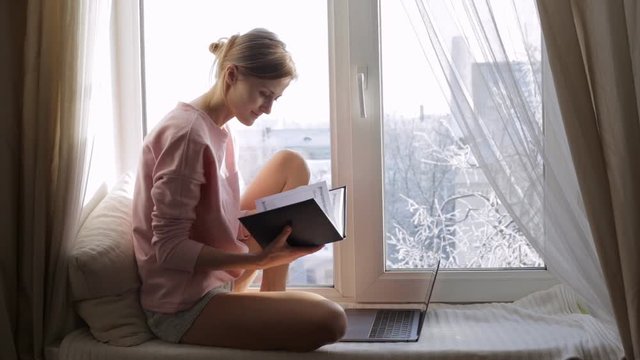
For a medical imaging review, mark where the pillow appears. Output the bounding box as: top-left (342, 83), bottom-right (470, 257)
top-left (68, 172), bottom-right (153, 346)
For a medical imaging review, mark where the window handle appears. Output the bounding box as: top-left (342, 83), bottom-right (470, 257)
top-left (357, 67), bottom-right (367, 118)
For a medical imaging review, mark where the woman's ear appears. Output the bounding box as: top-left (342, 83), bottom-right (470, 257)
top-left (225, 65), bottom-right (238, 85)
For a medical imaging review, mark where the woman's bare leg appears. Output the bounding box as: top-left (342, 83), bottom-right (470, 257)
top-left (238, 150), bottom-right (310, 292)
top-left (182, 150), bottom-right (345, 350)
top-left (181, 291), bottom-right (346, 351)
top-left (240, 149), bottom-right (311, 210)
top-left (231, 237), bottom-right (262, 292)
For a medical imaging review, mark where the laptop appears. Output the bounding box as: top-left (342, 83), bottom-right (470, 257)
top-left (340, 260), bottom-right (440, 342)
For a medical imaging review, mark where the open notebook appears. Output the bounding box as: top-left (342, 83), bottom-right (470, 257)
top-left (239, 181), bottom-right (346, 248)
top-left (340, 260), bottom-right (440, 342)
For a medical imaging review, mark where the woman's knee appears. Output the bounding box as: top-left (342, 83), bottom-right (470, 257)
top-left (273, 149), bottom-right (310, 185)
top-left (305, 300), bottom-right (347, 349)
top-left (320, 300), bottom-right (347, 342)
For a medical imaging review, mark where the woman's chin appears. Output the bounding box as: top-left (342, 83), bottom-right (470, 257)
top-left (238, 116), bottom-right (257, 127)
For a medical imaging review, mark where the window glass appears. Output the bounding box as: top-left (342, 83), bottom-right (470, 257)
top-left (380, 0), bottom-right (544, 270)
top-left (142, 0), bottom-right (332, 286)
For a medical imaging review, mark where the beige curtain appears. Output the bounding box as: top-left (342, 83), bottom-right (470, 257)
top-left (0, 0), bottom-right (26, 358)
top-left (1, 0), bottom-right (92, 359)
top-left (537, 1), bottom-right (639, 359)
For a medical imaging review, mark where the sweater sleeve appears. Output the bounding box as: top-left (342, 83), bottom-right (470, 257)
top-left (148, 129), bottom-right (206, 272)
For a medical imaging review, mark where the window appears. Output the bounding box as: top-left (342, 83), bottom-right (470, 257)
top-left (332, 0), bottom-right (556, 303)
top-left (380, 1), bottom-right (544, 271)
top-left (139, 0), bottom-right (558, 303)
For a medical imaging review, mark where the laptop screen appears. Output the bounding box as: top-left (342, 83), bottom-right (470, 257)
top-left (422, 259), bottom-right (441, 309)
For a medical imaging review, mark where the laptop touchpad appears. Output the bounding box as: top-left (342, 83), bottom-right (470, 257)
top-left (343, 309), bottom-right (377, 340)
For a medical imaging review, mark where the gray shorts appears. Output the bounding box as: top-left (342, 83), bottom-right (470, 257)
top-left (144, 283), bottom-right (232, 343)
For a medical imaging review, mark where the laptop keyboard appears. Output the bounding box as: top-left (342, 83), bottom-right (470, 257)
top-left (368, 310), bottom-right (415, 339)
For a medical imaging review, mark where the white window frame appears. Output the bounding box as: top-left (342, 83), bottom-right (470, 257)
top-left (329, 0), bottom-right (558, 304)
top-left (118, 0), bottom-right (559, 305)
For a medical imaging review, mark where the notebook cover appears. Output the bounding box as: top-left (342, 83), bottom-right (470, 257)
top-left (239, 198), bottom-right (345, 248)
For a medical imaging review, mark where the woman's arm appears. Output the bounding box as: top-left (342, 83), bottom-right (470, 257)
top-left (195, 226), bottom-right (322, 271)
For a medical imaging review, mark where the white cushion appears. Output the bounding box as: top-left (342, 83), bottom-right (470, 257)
top-left (68, 172), bottom-right (153, 346)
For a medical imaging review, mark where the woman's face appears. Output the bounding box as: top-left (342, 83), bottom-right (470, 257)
top-left (226, 70), bottom-right (291, 126)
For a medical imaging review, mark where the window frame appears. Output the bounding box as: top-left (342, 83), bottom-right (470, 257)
top-left (330, 0), bottom-right (558, 303)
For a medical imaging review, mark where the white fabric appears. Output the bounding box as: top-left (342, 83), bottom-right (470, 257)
top-left (59, 284), bottom-right (621, 360)
top-left (400, 0), bottom-right (614, 326)
top-left (540, 60), bottom-right (612, 323)
top-left (68, 172), bottom-right (153, 346)
top-left (69, 173), bottom-right (139, 300)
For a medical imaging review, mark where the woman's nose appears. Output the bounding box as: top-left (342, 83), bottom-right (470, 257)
top-left (260, 100), bottom-right (273, 114)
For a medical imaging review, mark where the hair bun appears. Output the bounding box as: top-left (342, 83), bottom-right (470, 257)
top-left (209, 41), bottom-right (224, 55)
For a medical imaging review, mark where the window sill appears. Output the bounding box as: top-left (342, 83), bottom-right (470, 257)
top-left (56, 285), bottom-right (622, 360)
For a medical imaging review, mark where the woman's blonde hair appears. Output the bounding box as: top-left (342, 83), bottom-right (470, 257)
top-left (209, 28), bottom-right (297, 91)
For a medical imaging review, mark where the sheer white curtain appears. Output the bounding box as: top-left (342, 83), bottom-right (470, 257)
top-left (78, 0), bottom-right (144, 206)
top-left (48, 0), bottom-right (118, 348)
top-left (400, 0), bottom-right (617, 332)
top-left (82, 0), bottom-right (118, 203)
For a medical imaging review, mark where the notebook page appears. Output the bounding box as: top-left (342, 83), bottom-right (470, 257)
top-left (255, 181), bottom-right (333, 221)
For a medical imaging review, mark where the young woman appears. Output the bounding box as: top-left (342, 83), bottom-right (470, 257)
top-left (131, 28), bottom-right (346, 351)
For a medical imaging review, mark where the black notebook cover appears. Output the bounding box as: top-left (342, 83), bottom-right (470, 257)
top-left (239, 187), bottom-right (346, 248)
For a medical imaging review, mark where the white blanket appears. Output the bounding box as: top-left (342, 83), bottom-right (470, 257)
top-left (59, 284), bottom-right (623, 360)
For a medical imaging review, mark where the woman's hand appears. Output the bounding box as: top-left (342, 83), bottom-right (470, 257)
top-left (195, 225), bottom-right (322, 272)
top-left (256, 226), bottom-right (323, 269)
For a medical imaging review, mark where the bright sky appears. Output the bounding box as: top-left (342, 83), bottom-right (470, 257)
top-left (143, 0), bottom-right (540, 129)
top-left (143, 0), bottom-right (453, 130)
top-left (144, 0), bottom-right (330, 130)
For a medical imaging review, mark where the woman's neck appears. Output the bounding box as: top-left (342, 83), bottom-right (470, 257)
top-left (190, 86), bottom-right (232, 127)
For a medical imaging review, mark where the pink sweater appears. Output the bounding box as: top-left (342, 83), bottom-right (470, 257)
top-left (132, 102), bottom-right (248, 313)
